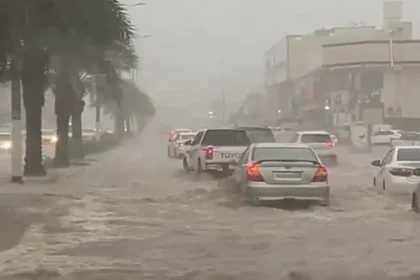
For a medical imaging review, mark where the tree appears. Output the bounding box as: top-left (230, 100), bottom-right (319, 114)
top-left (102, 80), bottom-right (155, 133)
top-left (0, 0), bottom-right (135, 175)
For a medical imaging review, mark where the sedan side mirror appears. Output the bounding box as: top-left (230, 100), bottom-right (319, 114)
top-left (184, 140), bottom-right (192, 145)
top-left (412, 168), bottom-right (420, 176)
top-left (371, 160), bottom-right (381, 167)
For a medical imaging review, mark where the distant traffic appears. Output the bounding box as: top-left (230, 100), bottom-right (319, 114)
top-left (167, 124), bottom-right (420, 212)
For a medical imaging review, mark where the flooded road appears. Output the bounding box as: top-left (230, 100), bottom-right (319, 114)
top-left (0, 123), bottom-right (420, 279)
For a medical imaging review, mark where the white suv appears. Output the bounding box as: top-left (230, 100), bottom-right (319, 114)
top-left (291, 131), bottom-right (337, 166)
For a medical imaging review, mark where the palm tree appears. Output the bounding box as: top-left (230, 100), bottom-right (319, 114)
top-left (102, 80), bottom-right (155, 133)
top-left (0, 0), bottom-right (135, 175)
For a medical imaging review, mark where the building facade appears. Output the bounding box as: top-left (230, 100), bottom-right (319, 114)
top-left (264, 0), bottom-right (420, 130)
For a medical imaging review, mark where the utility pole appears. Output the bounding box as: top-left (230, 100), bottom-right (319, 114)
top-left (10, 57), bottom-right (23, 184)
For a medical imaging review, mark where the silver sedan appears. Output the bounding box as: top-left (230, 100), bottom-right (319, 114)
top-left (231, 143), bottom-right (330, 205)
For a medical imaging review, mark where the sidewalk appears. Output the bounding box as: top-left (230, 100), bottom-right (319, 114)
top-left (0, 137), bottom-right (138, 263)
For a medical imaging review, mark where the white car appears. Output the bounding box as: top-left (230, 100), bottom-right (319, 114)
top-left (290, 131), bottom-right (337, 166)
top-left (390, 131), bottom-right (420, 147)
top-left (371, 129), bottom-right (401, 145)
top-left (42, 129), bottom-right (58, 145)
top-left (372, 146), bottom-right (420, 193)
top-left (183, 127), bottom-right (275, 175)
top-left (231, 143), bottom-right (330, 205)
top-left (167, 128), bottom-right (192, 157)
top-left (168, 132), bottom-right (196, 159)
top-left (177, 139), bottom-right (193, 159)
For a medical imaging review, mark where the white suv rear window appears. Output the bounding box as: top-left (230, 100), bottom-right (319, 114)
top-left (300, 134), bottom-right (331, 143)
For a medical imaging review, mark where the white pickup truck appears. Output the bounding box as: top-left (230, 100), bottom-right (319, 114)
top-left (182, 127), bottom-right (275, 175)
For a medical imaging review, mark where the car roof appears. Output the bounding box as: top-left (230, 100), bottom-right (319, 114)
top-left (253, 142), bottom-right (311, 148)
top-left (205, 128), bottom-right (245, 131)
top-left (297, 130), bottom-right (329, 135)
top-left (179, 132), bottom-right (196, 135)
top-left (234, 126), bottom-right (270, 130)
top-left (394, 146), bottom-right (420, 150)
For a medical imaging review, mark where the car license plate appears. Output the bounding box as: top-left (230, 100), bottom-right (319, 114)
top-left (273, 171), bottom-right (301, 179)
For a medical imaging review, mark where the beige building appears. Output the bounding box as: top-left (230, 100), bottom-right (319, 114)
top-left (264, 0), bottom-right (420, 130)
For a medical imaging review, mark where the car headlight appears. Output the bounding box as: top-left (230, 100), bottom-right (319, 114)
top-left (0, 141), bottom-right (12, 150)
top-left (50, 136), bottom-right (58, 143)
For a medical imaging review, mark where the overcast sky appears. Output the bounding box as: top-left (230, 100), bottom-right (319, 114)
top-left (123, 0), bottom-right (420, 106)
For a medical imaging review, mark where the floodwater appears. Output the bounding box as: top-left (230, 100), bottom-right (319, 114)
top-left (0, 123), bottom-right (419, 279)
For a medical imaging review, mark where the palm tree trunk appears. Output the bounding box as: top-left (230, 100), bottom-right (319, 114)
top-left (22, 50), bottom-right (47, 177)
top-left (124, 117), bottom-right (131, 133)
top-left (53, 72), bottom-right (73, 167)
top-left (70, 98), bottom-right (84, 160)
top-left (54, 108), bottom-right (70, 167)
top-left (114, 106), bottom-right (125, 137)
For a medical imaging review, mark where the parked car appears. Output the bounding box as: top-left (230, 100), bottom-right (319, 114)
top-left (371, 130), bottom-right (401, 145)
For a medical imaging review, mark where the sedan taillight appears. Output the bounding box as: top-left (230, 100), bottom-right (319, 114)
top-left (311, 166), bottom-right (328, 182)
top-left (246, 162), bottom-right (263, 181)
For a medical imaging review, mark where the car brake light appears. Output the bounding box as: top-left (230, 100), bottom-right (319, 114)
top-left (326, 141), bottom-right (334, 147)
top-left (312, 165), bottom-right (328, 182)
top-left (390, 168), bottom-right (413, 177)
top-left (247, 162), bottom-right (264, 181)
top-left (205, 146), bottom-right (213, 160)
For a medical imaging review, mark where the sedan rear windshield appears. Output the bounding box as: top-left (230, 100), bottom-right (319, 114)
top-left (397, 148), bottom-right (420, 161)
top-left (300, 134), bottom-right (331, 143)
top-left (201, 130), bottom-right (250, 146)
top-left (252, 147), bottom-right (318, 162)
